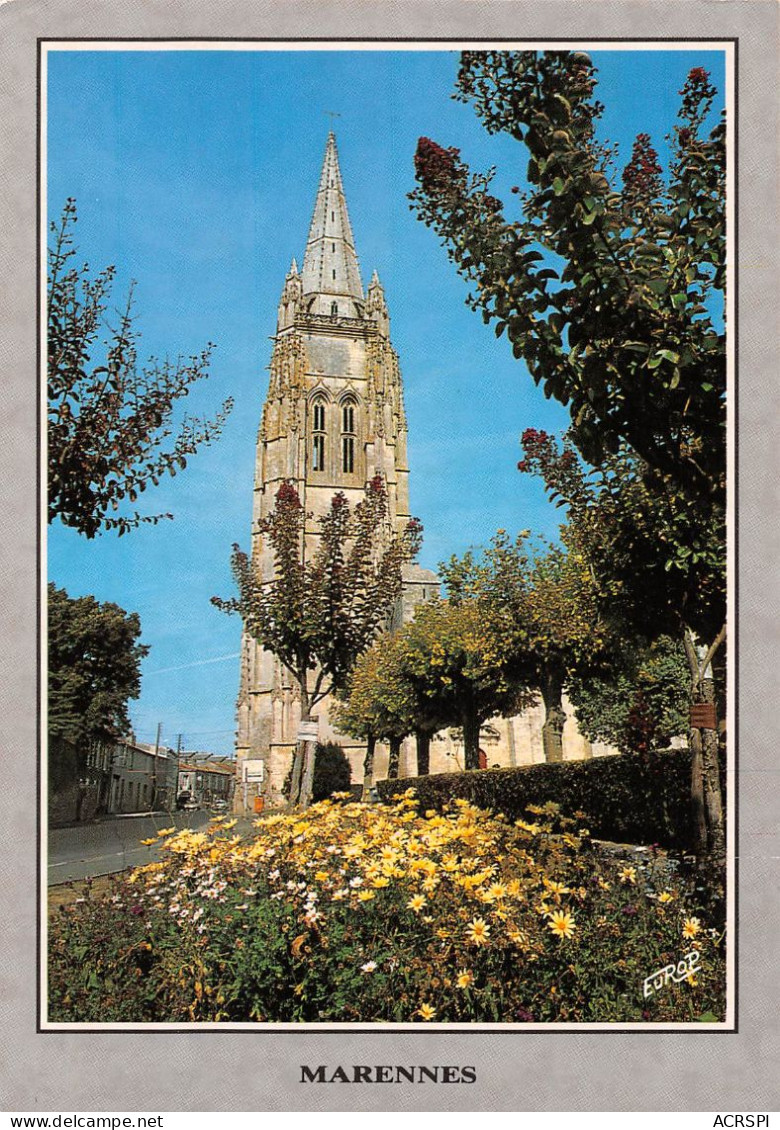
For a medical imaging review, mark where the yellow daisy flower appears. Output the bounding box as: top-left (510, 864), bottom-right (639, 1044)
top-left (466, 917), bottom-right (491, 946)
top-left (619, 866), bottom-right (637, 885)
top-left (547, 911), bottom-right (576, 940)
top-left (657, 891), bottom-right (674, 904)
top-left (456, 970), bottom-right (474, 990)
top-left (407, 894), bottom-right (427, 913)
top-left (357, 890), bottom-right (375, 902)
top-left (417, 1003), bottom-right (436, 1021)
top-left (682, 916), bottom-right (702, 939)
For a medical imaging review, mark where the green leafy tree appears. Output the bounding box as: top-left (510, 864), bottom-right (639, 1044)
top-left (48, 583), bottom-right (149, 790)
top-left (441, 529), bottom-right (606, 762)
top-left (212, 477), bottom-right (422, 808)
top-left (410, 52), bottom-right (727, 860)
top-left (519, 429), bottom-right (725, 858)
top-left (410, 53), bottom-right (725, 509)
top-left (390, 597), bottom-right (531, 771)
top-left (567, 635), bottom-right (690, 756)
top-left (334, 632), bottom-right (444, 794)
top-left (48, 199), bottom-right (233, 537)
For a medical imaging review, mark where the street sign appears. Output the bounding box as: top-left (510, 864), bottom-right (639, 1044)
top-left (297, 720), bottom-right (319, 742)
top-left (242, 758), bottom-right (265, 782)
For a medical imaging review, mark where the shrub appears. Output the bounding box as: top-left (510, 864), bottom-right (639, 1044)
top-left (48, 795), bottom-right (726, 1024)
top-left (376, 750), bottom-right (716, 850)
top-left (283, 741), bottom-right (352, 806)
top-left (311, 742), bottom-right (352, 803)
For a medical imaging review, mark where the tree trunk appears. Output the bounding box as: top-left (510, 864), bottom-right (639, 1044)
top-left (684, 625), bottom-right (726, 861)
top-left (462, 711), bottom-right (481, 770)
top-left (688, 725), bottom-right (709, 856)
top-left (700, 669), bottom-right (725, 863)
top-left (388, 736), bottom-right (402, 779)
top-left (415, 730), bottom-right (431, 777)
top-left (361, 734), bottom-right (376, 801)
top-left (540, 671), bottom-right (565, 763)
top-left (299, 740), bottom-right (317, 810)
top-left (288, 682), bottom-right (310, 808)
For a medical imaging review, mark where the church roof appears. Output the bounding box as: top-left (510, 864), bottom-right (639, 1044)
top-left (301, 132), bottom-right (364, 302)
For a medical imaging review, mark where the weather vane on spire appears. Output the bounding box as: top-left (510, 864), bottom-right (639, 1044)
top-left (324, 110), bottom-right (341, 126)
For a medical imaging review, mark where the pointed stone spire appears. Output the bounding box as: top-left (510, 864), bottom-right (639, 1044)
top-left (301, 133), bottom-right (364, 310)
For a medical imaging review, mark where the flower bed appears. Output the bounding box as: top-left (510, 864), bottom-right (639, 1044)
top-left (48, 793), bottom-right (726, 1024)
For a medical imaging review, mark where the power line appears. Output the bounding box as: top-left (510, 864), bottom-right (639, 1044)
top-left (142, 652), bottom-right (241, 676)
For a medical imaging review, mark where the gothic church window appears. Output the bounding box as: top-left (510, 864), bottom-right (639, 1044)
top-left (312, 397), bottom-right (327, 472)
top-left (330, 301), bottom-right (338, 317)
top-left (341, 397), bottom-right (357, 475)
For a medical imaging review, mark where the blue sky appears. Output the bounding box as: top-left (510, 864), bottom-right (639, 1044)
top-left (46, 46), bottom-right (726, 755)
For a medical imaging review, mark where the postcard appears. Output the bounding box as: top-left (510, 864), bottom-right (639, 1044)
top-left (1, 0), bottom-right (778, 1116)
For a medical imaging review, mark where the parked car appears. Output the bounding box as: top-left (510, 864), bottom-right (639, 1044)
top-left (211, 798), bottom-right (229, 813)
top-left (176, 791), bottom-right (199, 811)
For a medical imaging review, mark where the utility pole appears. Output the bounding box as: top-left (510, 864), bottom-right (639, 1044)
top-left (176, 733), bottom-right (182, 813)
top-left (153, 721), bottom-right (162, 810)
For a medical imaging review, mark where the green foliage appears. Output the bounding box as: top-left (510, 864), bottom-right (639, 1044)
top-left (410, 53), bottom-right (725, 509)
top-left (311, 742), bottom-right (352, 801)
top-left (410, 51), bottom-right (727, 853)
top-left (334, 631), bottom-right (444, 745)
top-left (377, 750), bottom-right (715, 852)
top-left (441, 529), bottom-right (607, 759)
top-left (390, 597), bottom-right (532, 769)
top-left (518, 430), bottom-right (725, 650)
top-left (48, 796), bottom-right (726, 1023)
top-left (568, 635), bottom-right (690, 755)
top-left (48, 582), bottom-right (148, 746)
top-left (48, 199), bottom-right (233, 537)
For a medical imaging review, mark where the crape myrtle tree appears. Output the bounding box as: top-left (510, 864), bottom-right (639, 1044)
top-left (48, 583), bottom-right (149, 789)
top-left (519, 428), bottom-right (726, 859)
top-left (212, 476), bottom-right (422, 809)
top-left (410, 54), bottom-right (725, 508)
top-left (441, 529), bottom-right (607, 763)
top-left (410, 52), bottom-right (726, 858)
top-left (48, 199), bottom-right (233, 537)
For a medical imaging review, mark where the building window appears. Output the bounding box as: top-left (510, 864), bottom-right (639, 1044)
top-left (312, 397), bottom-right (327, 472)
top-left (341, 397), bottom-right (357, 474)
top-left (332, 269), bottom-right (336, 280)
top-left (332, 243), bottom-right (336, 252)
top-left (330, 301), bottom-right (338, 317)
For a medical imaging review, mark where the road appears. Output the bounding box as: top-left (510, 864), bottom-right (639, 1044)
top-left (47, 810), bottom-right (213, 885)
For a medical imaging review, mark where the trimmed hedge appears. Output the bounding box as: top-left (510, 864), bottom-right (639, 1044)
top-left (377, 750), bottom-right (710, 851)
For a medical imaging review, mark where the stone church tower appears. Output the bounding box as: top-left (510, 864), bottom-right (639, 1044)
top-left (234, 133), bottom-right (617, 810)
top-left (235, 133), bottom-right (437, 805)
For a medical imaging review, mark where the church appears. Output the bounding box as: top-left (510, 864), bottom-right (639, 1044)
top-left (234, 134), bottom-right (614, 810)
